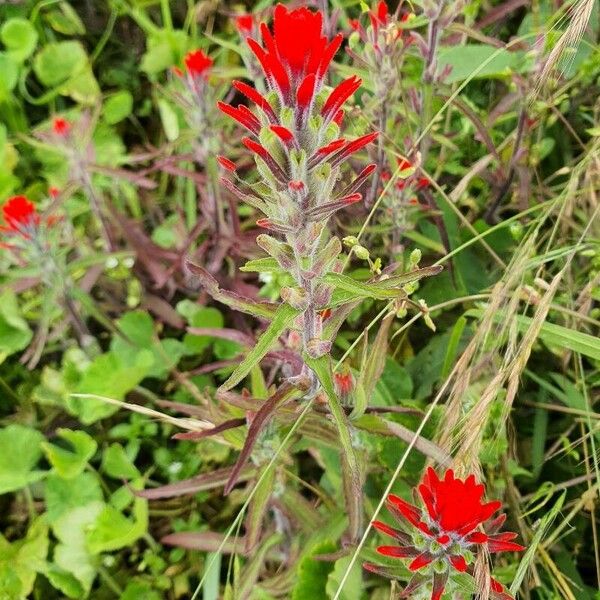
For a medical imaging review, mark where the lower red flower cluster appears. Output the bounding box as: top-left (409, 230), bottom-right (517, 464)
top-left (364, 468), bottom-right (524, 600)
top-left (1, 196), bottom-right (40, 235)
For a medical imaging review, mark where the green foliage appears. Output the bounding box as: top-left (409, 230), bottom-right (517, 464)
top-left (0, 0), bottom-right (597, 598)
top-left (0, 424), bottom-right (45, 494)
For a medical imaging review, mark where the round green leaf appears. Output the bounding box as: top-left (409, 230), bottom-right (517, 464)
top-left (0, 52), bottom-right (18, 100)
top-left (1, 18), bottom-right (38, 61)
top-left (33, 41), bottom-right (87, 87)
top-left (102, 90), bottom-right (133, 124)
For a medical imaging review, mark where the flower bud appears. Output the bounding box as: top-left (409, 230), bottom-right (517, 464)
top-left (305, 338), bottom-right (332, 359)
top-left (353, 245), bottom-right (370, 260)
top-left (409, 248), bottom-right (422, 266)
top-left (343, 236), bottom-right (359, 248)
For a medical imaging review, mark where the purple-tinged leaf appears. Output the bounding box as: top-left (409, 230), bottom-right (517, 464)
top-left (224, 382), bottom-right (308, 495)
top-left (135, 465), bottom-right (254, 499)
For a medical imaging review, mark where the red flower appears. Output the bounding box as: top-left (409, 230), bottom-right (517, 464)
top-left (364, 468), bottom-right (524, 600)
top-left (1, 196), bottom-right (39, 234)
top-left (53, 117), bottom-right (70, 136)
top-left (217, 156), bottom-right (237, 172)
top-left (184, 50), bottom-right (213, 78)
top-left (219, 4), bottom-right (376, 226)
top-left (246, 4), bottom-right (342, 105)
top-left (334, 370), bottom-right (354, 397)
top-left (234, 14), bottom-right (254, 35)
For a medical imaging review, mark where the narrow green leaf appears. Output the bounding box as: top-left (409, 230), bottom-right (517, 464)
top-left (465, 308), bottom-right (600, 360)
top-left (187, 261), bottom-right (278, 319)
top-left (322, 272), bottom-right (406, 300)
top-left (304, 355), bottom-right (362, 539)
top-left (219, 304), bottom-right (300, 391)
top-left (509, 491), bottom-right (566, 595)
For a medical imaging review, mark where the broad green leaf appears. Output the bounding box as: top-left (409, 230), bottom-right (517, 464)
top-left (86, 496), bottom-right (148, 554)
top-left (45, 566), bottom-right (84, 599)
top-left (0, 424), bottom-right (45, 494)
top-left (120, 580), bottom-right (162, 600)
top-left (102, 91), bottom-right (133, 124)
top-left (111, 310), bottom-right (185, 378)
top-left (59, 67), bottom-right (101, 104)
top-left (141, 30), bottom-right (188, 74)
top-left (0, 518), bottom-right (48, 599)
top-left (0, 290), bottom-right (33, 360)
top-left (219, 303), bottom-right (300, 391)
top-left (53, 501), bottom-right (104, 593)
top-left (41, 428), bottom-right (97, 479)
top-left (45, 4), bottom-right (85, 35)
top-left (438, 44), bottom-right (524, 83)
top-left (291, 541), bottom-right (337, 600)
top-left (177, 304), bottom-right (224, 355)
top-left (72, 350), bottom-right (154, 423)
top-left (45, 472), bottom-right (103, 523)
top-left (0, 52), bottom-right (19, 101)
top-left (33, 41), bottom-right (87, 86)
top-left (1, 18), bottom-right (38, 62)
top-left (326, 556), bottom-right (364, 600)
top-left (158, 98), bottom-right (179, 141)
top-left (101, 443), bottom-right (140, 479)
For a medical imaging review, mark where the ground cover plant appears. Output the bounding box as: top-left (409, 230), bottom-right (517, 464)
top-left (0, 0), bottom-right (598, 598)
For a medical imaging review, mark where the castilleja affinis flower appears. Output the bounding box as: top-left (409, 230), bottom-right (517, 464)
top-left (218, 3), bottom-right (377, 357)
top-left (364, 468), bottom-right (524, 600)
top-left (1, 196), bottom-right (40, 237)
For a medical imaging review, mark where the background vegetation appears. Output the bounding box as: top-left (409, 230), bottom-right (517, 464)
top-left (0, 0), bottom-right (598, 599)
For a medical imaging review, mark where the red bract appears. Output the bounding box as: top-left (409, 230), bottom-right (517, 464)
top-left (53, 117), bottom-right (70, 136)
top-left (245, 4), bottom-right (342, 106)
top-left (364, 468), bottom-right (524, 600)
top-left (184, 50), bottom-right (213, 78)
top-left (234, 14), bottom-right (254, 35)
top-left (334, 370), bottom-right (354, 397)
top-left (351, 1), bottom-right (414, 50)
top-left (219, 3), bottom-right (377, 214)
top-left (1, 196), bottom-right (40, 235)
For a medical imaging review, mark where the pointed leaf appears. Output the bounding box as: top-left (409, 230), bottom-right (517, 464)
top-left (219, 303), bottom-right (300, 392)
top-left (187, 261), bottom-right (278, 319)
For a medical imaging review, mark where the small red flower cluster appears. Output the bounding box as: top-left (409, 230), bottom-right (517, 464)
top-left (234, 14), bottom-right (254, 36)
top-left (364, 468), bottom-right (524, 600)
top-left (1, 196), bottom-right (40, 236)
top-left (173, 49), bottom-right (213, 80)
top-left (52, 117), bottom-right (71, 137)
top-left (350, 1), bottom-right (413, 51)
top-left (218, 3), bottom-right (377, 225)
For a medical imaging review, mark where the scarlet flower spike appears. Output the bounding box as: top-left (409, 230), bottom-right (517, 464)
top-left (296, 74), bottom-right (316, 110)
top-left (366, 468), bottom-right (525, 600)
